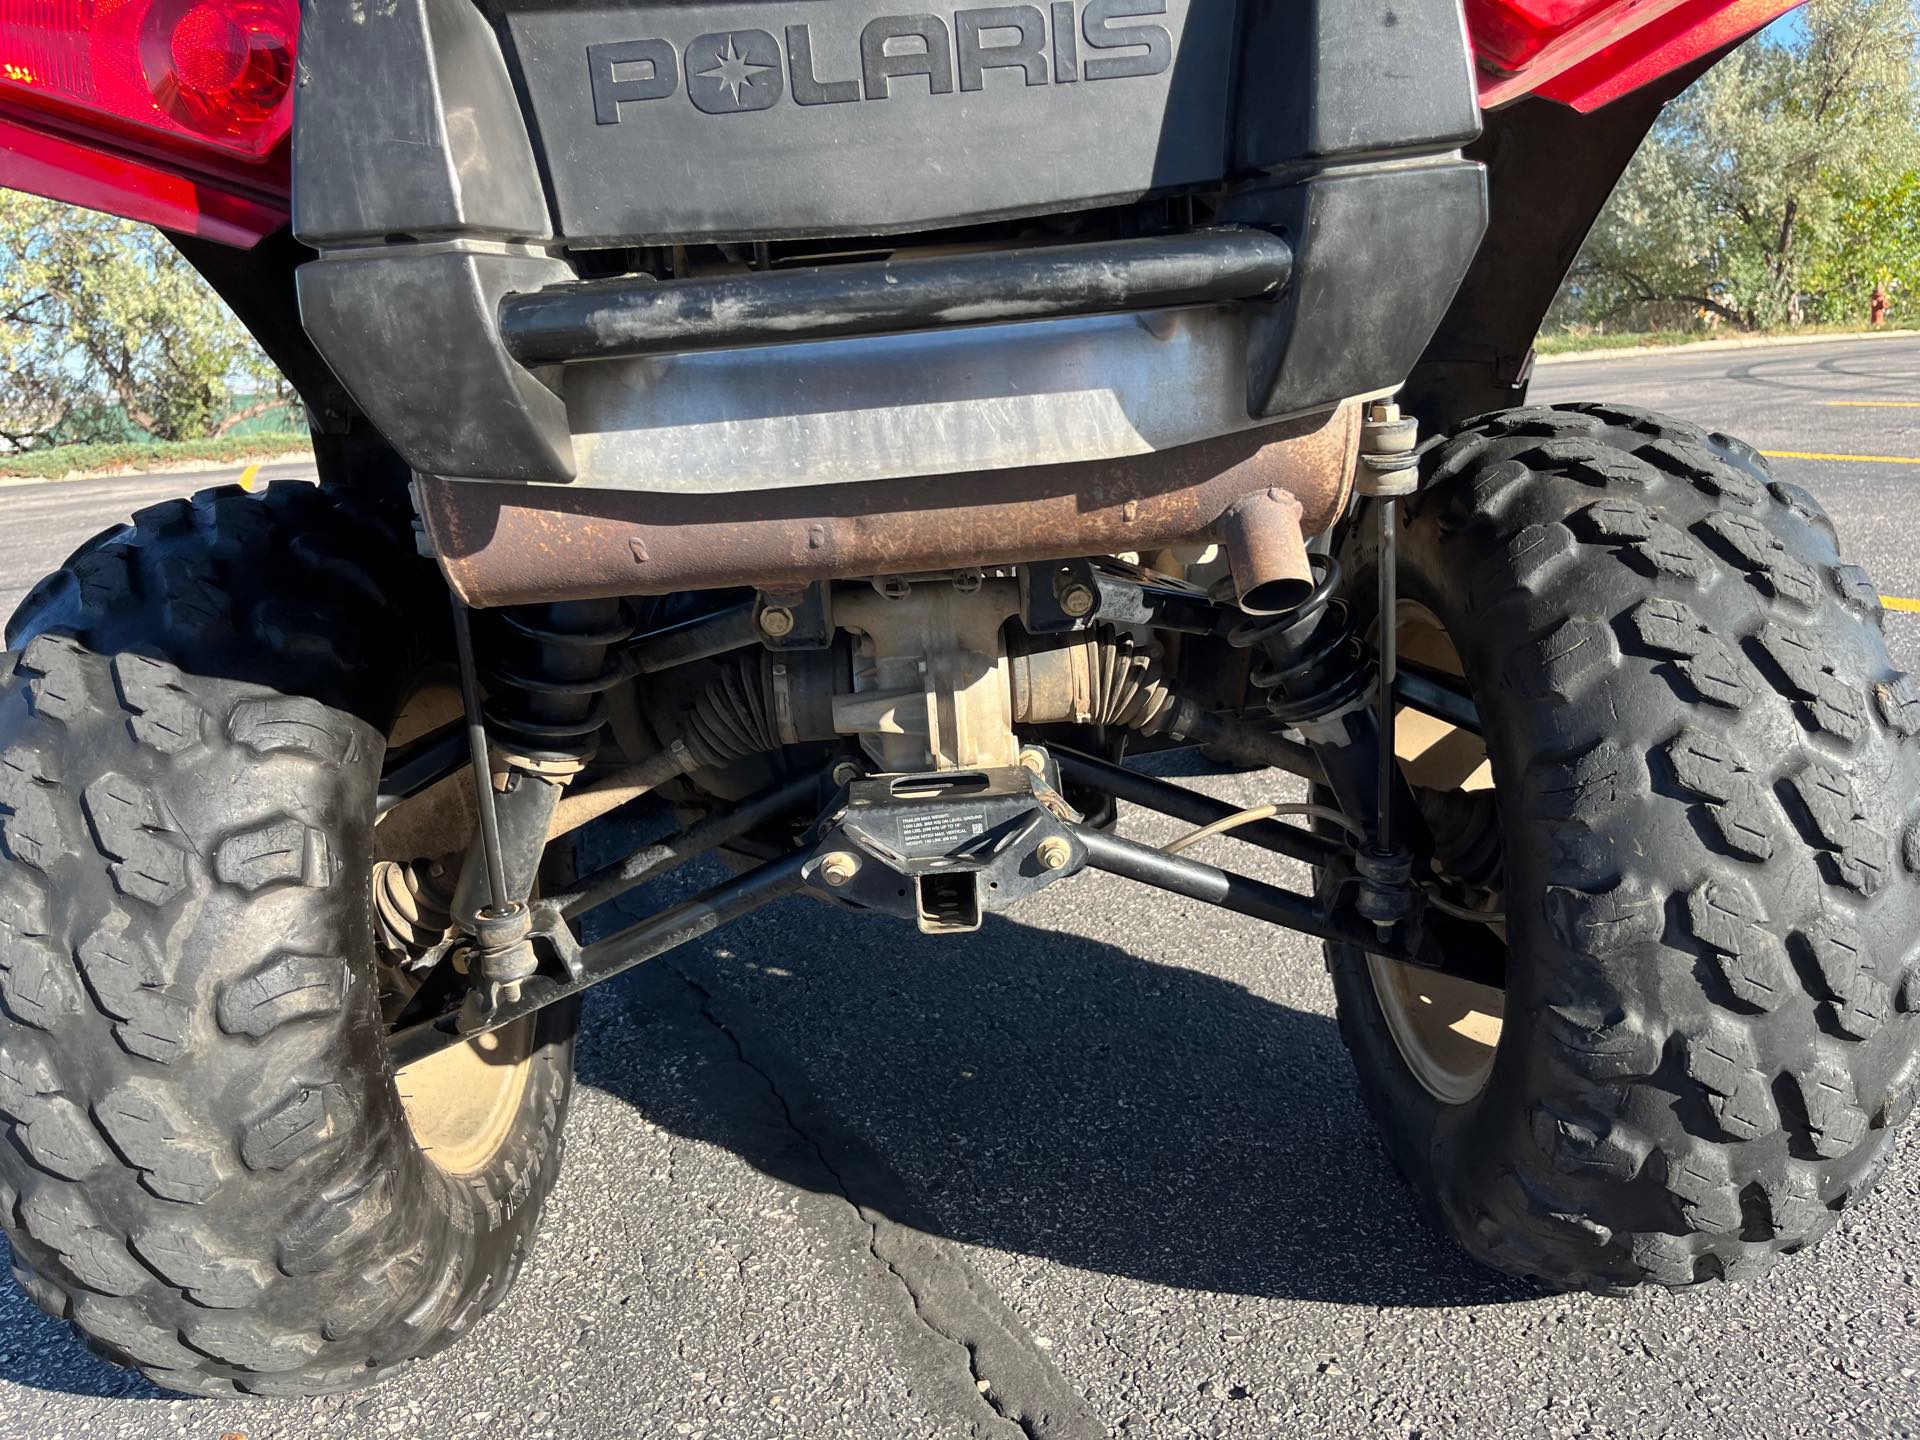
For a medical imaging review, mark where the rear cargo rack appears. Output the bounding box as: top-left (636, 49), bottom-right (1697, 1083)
top-left (497, 228), bottom-right (1292, 367)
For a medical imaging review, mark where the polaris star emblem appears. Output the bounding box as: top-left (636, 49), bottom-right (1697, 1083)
top-left (687, 30), bottom-right (783, 113)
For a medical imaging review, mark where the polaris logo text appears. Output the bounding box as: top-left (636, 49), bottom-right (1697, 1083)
top-left (588, 1), bottom-right (1173, 121)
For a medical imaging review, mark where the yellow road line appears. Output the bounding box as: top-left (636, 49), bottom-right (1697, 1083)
top-left (238, 463), bottom-right (261, 492)
top-left (1761, 449), bottom-right (1920, 465)
top-left (1882, 595), bottom-right (1920, 614)
top-left (1818, 400), bottom-right (1920, 408)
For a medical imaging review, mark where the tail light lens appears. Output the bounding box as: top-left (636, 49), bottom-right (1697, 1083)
top-left (0, 0), bottom-right (298, 160)
top-left (1469, 0), bottom-right (1654, 72)
top-left (1467, 0), bottom-right (1802, 108)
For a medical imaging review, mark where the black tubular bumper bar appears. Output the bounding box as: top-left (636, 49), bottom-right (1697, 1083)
top-left (498, 228), bottom-right (1294, 367)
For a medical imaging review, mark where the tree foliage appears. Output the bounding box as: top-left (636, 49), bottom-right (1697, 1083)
top-left (1555, 0), bottom-right (1920, 332)
top-left (0, 192), bottom-right (291, 448)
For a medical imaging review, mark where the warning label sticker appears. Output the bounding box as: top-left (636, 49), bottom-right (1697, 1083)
top-left (898, 809), bottom-right (989, 852)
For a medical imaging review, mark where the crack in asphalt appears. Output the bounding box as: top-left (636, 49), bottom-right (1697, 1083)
top-left (666, 959), bottom-right (1096, 1440)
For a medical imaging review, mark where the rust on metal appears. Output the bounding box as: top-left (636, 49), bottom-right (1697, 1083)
top-left (418, 404), bottom-right (1359, 607)
top-left (1216, 486), bottom-right (1312, 615)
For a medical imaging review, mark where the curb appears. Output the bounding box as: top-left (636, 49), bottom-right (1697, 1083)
top-left (1535, 329), bottom-right (1918, 366)
top-left (0, 449), bottom-right (314, 487)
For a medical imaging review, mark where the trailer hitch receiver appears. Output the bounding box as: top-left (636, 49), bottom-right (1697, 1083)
top-left (803, 766), bottom-right (1083, 934)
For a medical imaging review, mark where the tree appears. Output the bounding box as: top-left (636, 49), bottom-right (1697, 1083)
top-left (1802, 165), bottom-right (1920, 321)
top-left (1557, 0), bottom-right (1920, 332)
top-left (0, 192), bottom-right (291, 448)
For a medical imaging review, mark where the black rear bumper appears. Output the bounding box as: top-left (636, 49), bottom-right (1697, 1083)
top-left (289, 0), bottom-right (1489, 486)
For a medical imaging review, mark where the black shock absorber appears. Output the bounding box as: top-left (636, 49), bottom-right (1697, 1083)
top-left (1226, 402), bottom-right (1431, 937)
top-left (448, 599), bottom-right (636, 990)
top-left (1222, 550), bottom-right (1403, 847)
top-left (1226, 552), bottom-right (1373, 731)
top-left (481, 598), bottom-right (634, 763)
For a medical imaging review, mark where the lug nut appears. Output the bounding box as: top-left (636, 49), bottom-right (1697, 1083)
top-left (819, 851), bottom-right (860, 887)
top-left (1036, 836), bottom-right (1073, 871)
top-left (1059, 584), bottom-right (1096, 618)
top-left (758, 605), bottom-right (796, 639)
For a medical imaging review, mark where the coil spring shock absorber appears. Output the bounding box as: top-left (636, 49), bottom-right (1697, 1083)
top-left (470, 597), bottom-right (635, 894)
top-left (445, 598), bottom-right (636, 1008)
top-left (1224, 552), bottom-right (1373, 731)
top-left (482, 599), bottom-right (635, 763)
top-left (1227, 402), bottom-right (1427, 936)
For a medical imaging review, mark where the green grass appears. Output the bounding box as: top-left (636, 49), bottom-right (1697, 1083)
top-left (1536, 328), bottom-right (1706, 355)
top-left (1536, 322), bottom-right (1892, 356)
top-left (0, 433), bottom-right (312, 481)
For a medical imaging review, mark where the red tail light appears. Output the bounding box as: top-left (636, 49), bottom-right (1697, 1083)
top-left (1469, 0), bottom-right (1645, 72)
top-left (1, 0), bottom-right (298, 158)
top-left (1467, 0), bottom-right (1804, 109)
top-left (0, 0), bottom-right (296, 244)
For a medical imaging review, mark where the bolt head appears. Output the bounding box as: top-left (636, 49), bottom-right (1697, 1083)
top-left (1036, 836), bottom-right (1073, 871)
top-left (1017, 747), bottom-right (1047, 775)
top-left (1059, 584), bottom-right (1096, 618)
top-left (758, 605), bottom-right (796, 639)
top-left (830, 760), bottom-right (861, 786)
top-left (819, 851), bottom-right (860, 887)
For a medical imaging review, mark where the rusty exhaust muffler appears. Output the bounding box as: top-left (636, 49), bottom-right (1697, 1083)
top-left (416, 404), bottom-right (1359, 608)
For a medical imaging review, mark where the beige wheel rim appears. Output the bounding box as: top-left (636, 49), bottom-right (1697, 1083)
top-left (1365, 604), bottom-right (1506, 1106)
top-left (393, 1020), bottom-right (536, 1176)
top-left (379, 679), bottom-right (539, 1177)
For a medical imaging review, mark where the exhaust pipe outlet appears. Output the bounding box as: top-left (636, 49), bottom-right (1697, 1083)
top-left (1215, 486), bottom-right (1312, 616)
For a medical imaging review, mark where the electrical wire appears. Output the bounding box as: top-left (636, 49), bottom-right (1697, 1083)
top-left (1160, 802), bottom-right (1364, 855)
top-left (1155, 801), bottom-right (1508, 929)
top-left (1422, 887), bottom-right (1507, 925)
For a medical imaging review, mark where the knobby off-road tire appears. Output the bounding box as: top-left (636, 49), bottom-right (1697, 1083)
top-left (1331, 403), bottom-right (1920, 1289)
top-left (0, 483), bottom-right (576, 1395)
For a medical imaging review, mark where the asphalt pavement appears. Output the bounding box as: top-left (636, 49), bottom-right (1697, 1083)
top-left (1, 336), bottom-right (1917, 1438)
top-left (0, 459), bottom-right (320, 623)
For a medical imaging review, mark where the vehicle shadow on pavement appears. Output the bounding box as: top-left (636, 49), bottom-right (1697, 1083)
top-left (0, 830), bottom-right (1530, 1401)
top-left (576, 887), bottom-right (1536, 1311)
top-left (0, 1240), bottom-right (172, 1399)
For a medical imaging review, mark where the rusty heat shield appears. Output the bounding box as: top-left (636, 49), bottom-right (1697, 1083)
top-left (416, 403), bottom-right (1359, 608)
